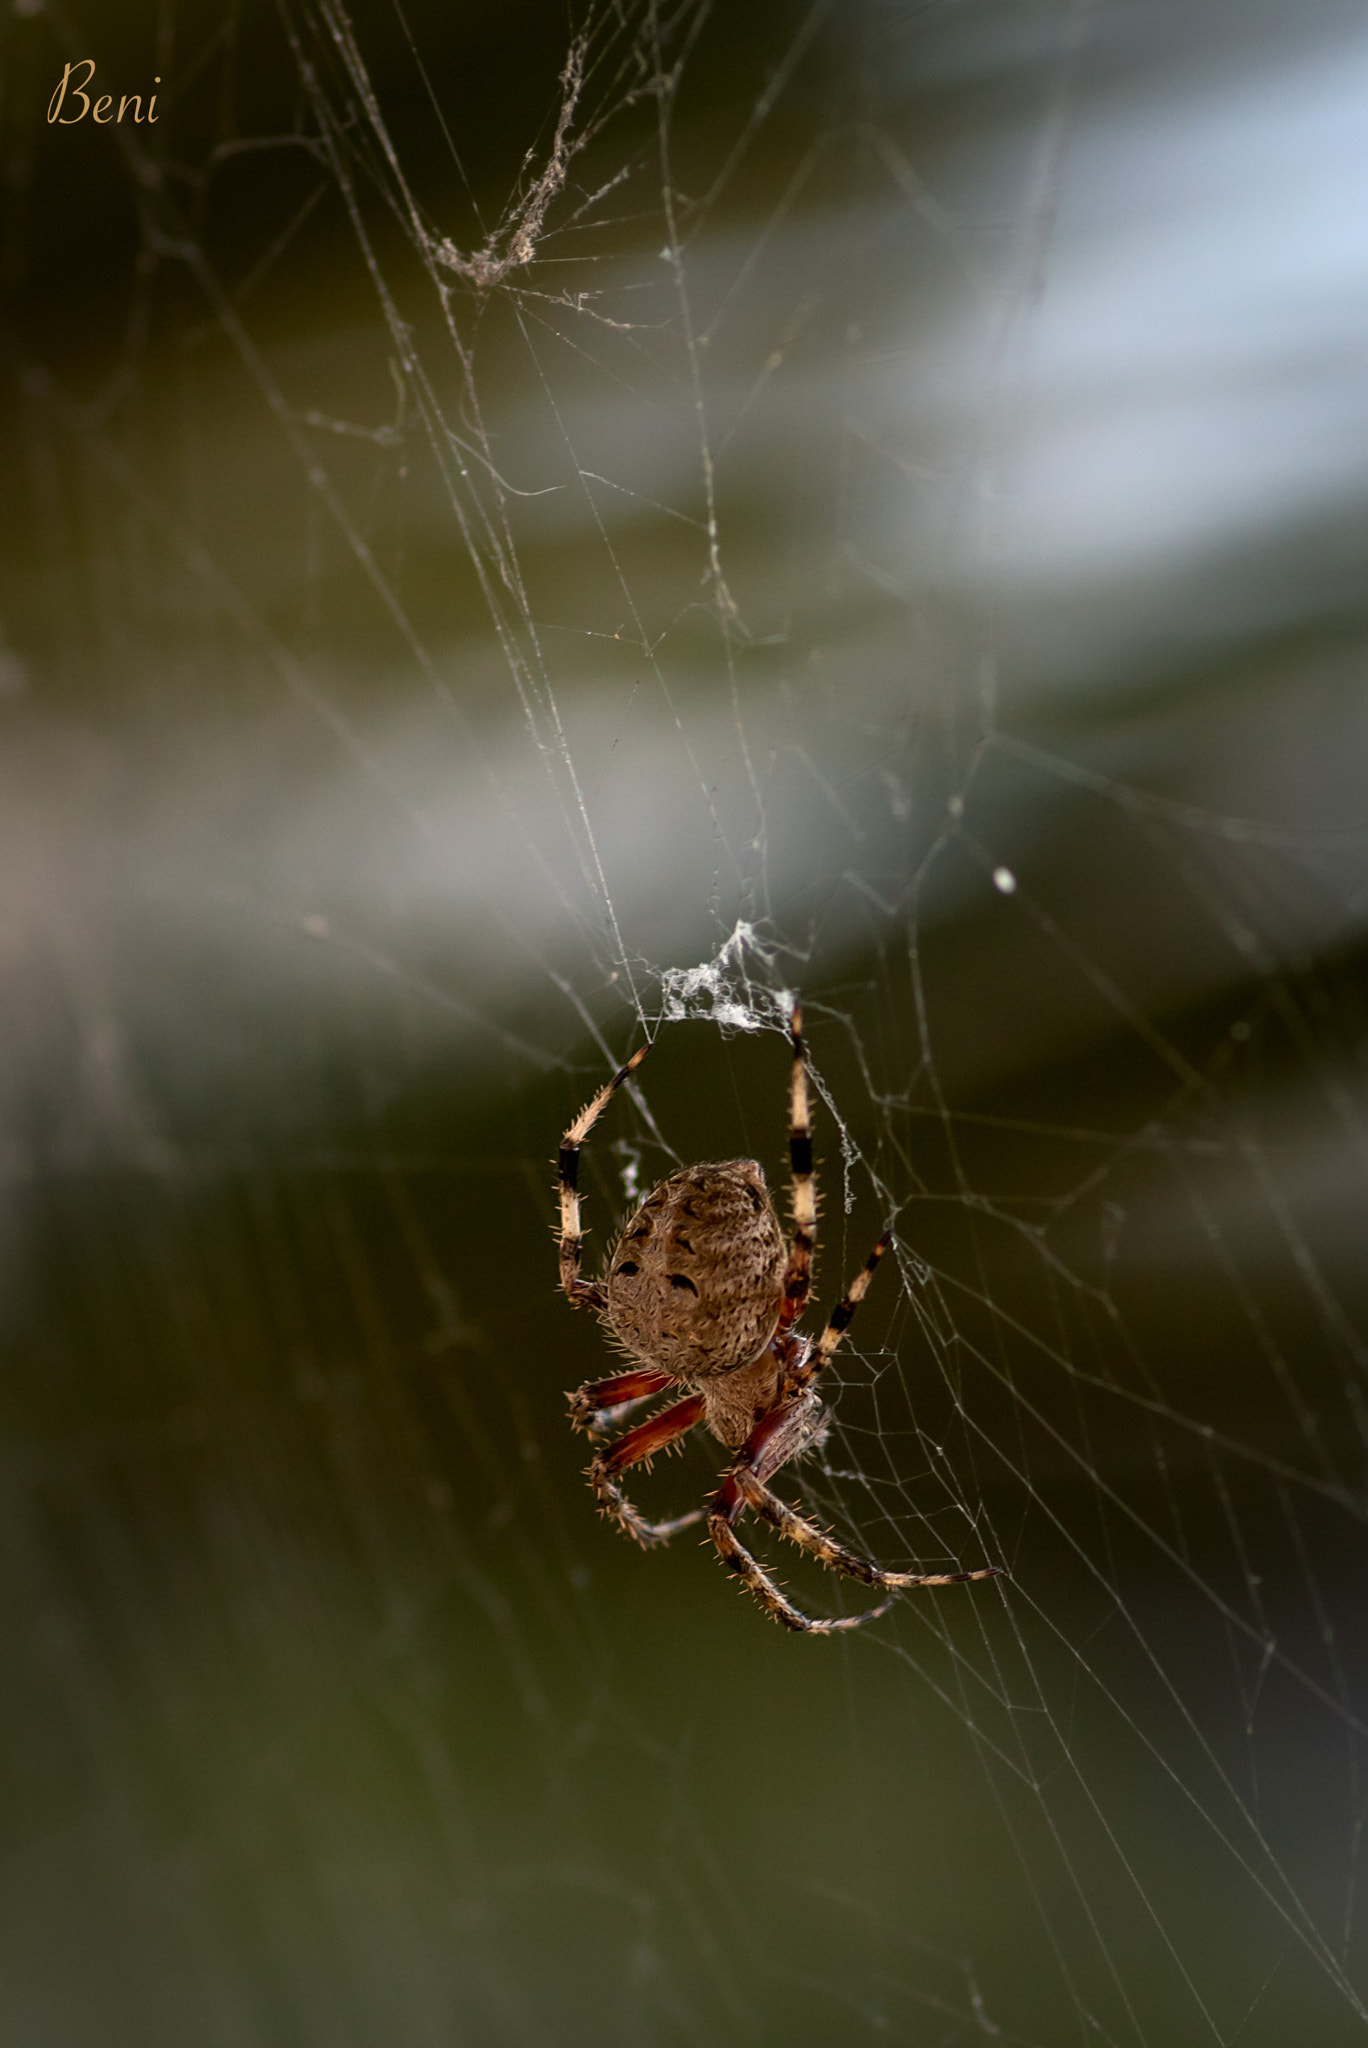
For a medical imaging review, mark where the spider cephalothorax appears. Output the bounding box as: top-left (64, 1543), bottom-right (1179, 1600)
top-left (557, 1005), bottom-right (1001, 1633)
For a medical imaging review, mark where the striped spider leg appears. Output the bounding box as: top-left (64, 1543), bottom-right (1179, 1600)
top-left (709, 1231), bottom-right (1002, 1633)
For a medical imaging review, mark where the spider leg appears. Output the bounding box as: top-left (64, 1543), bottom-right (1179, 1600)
top-left (796, 1230), bottom-right (891, 1388)
top-left (707, 1378), bottom-right (1001, 1634)
top-left (568, 1366), bottom-right (673, 1434)
top-left (777, 1003), bottom-right (817, 1333)
top-left (707, 1388), bottom-right (865, 1632)
top-left (558, 1041), bottom-right (648, 1311)
top-left (736, 1469), bottom-right (1002, 1593)
top-left (709, 1484), bottom-right (895, 1632)
top-left (589, 1392), bottom-right (708, 1548)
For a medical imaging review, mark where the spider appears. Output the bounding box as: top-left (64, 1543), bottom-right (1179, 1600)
top-left (557, 1004), bottom-right (1001, 1633)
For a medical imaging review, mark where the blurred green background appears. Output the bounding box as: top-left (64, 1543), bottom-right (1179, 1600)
top-left (3, 0), bottom-right (1368, 2041)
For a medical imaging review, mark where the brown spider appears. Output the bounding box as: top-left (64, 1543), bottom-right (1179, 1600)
top-left (557, 1004), bottom-right (1001, 1633)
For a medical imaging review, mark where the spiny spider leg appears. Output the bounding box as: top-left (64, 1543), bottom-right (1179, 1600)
top-left (568, 1366), bottom-right (673, 1433)
top-left (796, 1229), bottom-right (890, 1387)
top-left (709, 1490), bottom-right (899, 1633)
top-left (709, 1229), bottom-right (1001, 1631)
top-left (558, 1040), bottom-right (649, 1312)
top-left (777, 1004), bottom-right (817, 1334)
top-left (710, 1437), bottom-right (1000, 1634)
top-left (589, 1393), bottom-right (707, 1549)
top-left (737, 1469), bottom-right (1002, 1593)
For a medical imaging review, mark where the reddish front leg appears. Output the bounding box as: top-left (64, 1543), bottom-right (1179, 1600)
top-left (589, 1393), bottom-right (707, 1548)
top-left (568, 1366), bottom-right (673, 1432)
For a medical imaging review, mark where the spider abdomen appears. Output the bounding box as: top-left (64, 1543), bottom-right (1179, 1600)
top-left (600, 1159), bottom-right (786, 1382)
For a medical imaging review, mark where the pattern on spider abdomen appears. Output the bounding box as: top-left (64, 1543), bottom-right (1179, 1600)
top-left (601, 1159), bottom-right (786, 1382)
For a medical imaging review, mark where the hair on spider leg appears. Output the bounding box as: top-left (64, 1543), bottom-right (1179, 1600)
top-left (558, 1002), bottom-right (1000, 1630)
top-left (600, 1431), bottom-right (692, 1480)
top-left (792, 1404), bottom-right (834, 1461)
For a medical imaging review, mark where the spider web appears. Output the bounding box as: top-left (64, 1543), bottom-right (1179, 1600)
top-left (3, 0), bottom-right (1368, 2041)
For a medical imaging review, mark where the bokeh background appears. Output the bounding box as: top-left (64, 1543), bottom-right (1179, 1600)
top-left (3, 0), bottom-right (1368, 2041)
